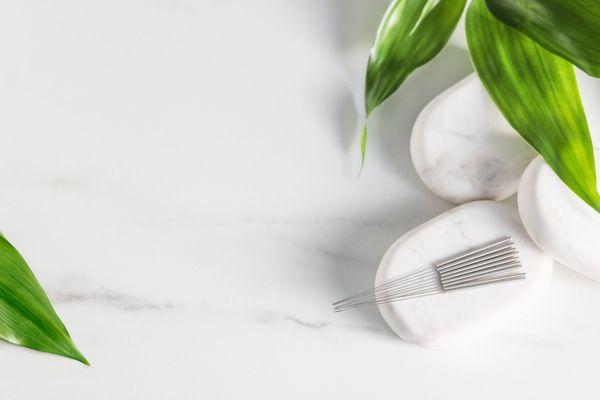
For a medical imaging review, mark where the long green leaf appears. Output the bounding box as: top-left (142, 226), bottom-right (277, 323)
top-left (466, 0), bottom-right (600, 212)
top-left (0, 233), bottom-right (88, 364)
top-left (486, 0), bottom-right (600, 77)
top-left (362, 0), bottom-right (466, 164)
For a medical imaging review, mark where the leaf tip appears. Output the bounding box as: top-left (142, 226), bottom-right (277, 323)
top-left (358, 122), bottom-right (367, 178)
top-left (74, 351), bottom-right (91, 366)
top-left (60, 338), bottom-right (90, 366)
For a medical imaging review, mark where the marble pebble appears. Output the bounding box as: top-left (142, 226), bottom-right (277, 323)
top-left (518, 151), bottom-right (600, 282)
top-left (410, 74), bottom-right (536, 203)
top-left (376, 201), bottom-right (552, 348)
top-left (411, 71), bottom-right (600, 204)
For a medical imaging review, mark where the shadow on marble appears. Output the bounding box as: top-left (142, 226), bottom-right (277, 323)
top-left (308, 197), bottom-right (451, 342)
top-left (332, 91), bottom-right (357, 153)
top-left (323, 0), bottom-right (385, 159)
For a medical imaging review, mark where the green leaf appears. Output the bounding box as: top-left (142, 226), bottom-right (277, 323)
top-left (466, 0), bottom-right (600, 212)
top-left (362, 0), bottom-right (466, 161)
top-left (0, 233), bottom-right (88, 364)
top-left (485, 0), bottom-right (600, 77)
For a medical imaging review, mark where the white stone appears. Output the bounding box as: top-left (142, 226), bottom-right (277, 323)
top-left (518, 150), bottom-right (600, 281)
top-left (410, 72), bottom-right (600, 204)
top-left (376, 201), bottom-right (553, 349)
top-left (410, 74), bottom-right (536, 203)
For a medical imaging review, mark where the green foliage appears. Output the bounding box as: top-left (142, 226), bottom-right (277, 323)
top-left (0, 234), bottom-right (88, 364)
top-left (362, 0), bottom-right (466, 163)
top-left (466, 0), bottom-right (600, 211)
top-left (361, 0), bottom-right (600, 211)
top-left (486, 0), bottom-right (600, 77)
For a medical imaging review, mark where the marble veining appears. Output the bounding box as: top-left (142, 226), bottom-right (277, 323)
top-left (411, 74), bottom-right (537, 203)
top-left (52, 287), bottom-right (177, 312)
top-left (0, 1), bottom-right (598, 399)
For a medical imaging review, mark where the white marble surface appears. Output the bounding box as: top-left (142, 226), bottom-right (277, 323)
top-left (0, 1), bottom-right (599, 399)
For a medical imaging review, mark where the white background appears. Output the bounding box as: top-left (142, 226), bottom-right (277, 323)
top-left (0, 1), bottom-right (598, 399)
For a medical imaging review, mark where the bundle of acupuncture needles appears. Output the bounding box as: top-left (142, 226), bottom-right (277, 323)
top-left (333, 237), bottom-right (525, 312)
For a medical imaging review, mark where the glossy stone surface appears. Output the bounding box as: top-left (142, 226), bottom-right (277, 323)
top-left (376, 201), bottom-right (552, 348)
top-left (410, 74), bottom-right (536, 203)
top-left (518, 151), bottom-right (600, 282)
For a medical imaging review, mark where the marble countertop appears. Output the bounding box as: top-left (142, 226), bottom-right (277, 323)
top-left (0, 1), bottom-right (599, 399)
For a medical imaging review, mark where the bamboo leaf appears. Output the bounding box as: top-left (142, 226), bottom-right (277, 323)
top-left (466, 0), bottom-right (600, 211)
top-left (0, 233), bottom-right (88, 364)
top-left (362, 0), bottom-right (466, 161)
top-left (486, 0), bottom-right (600, 77)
